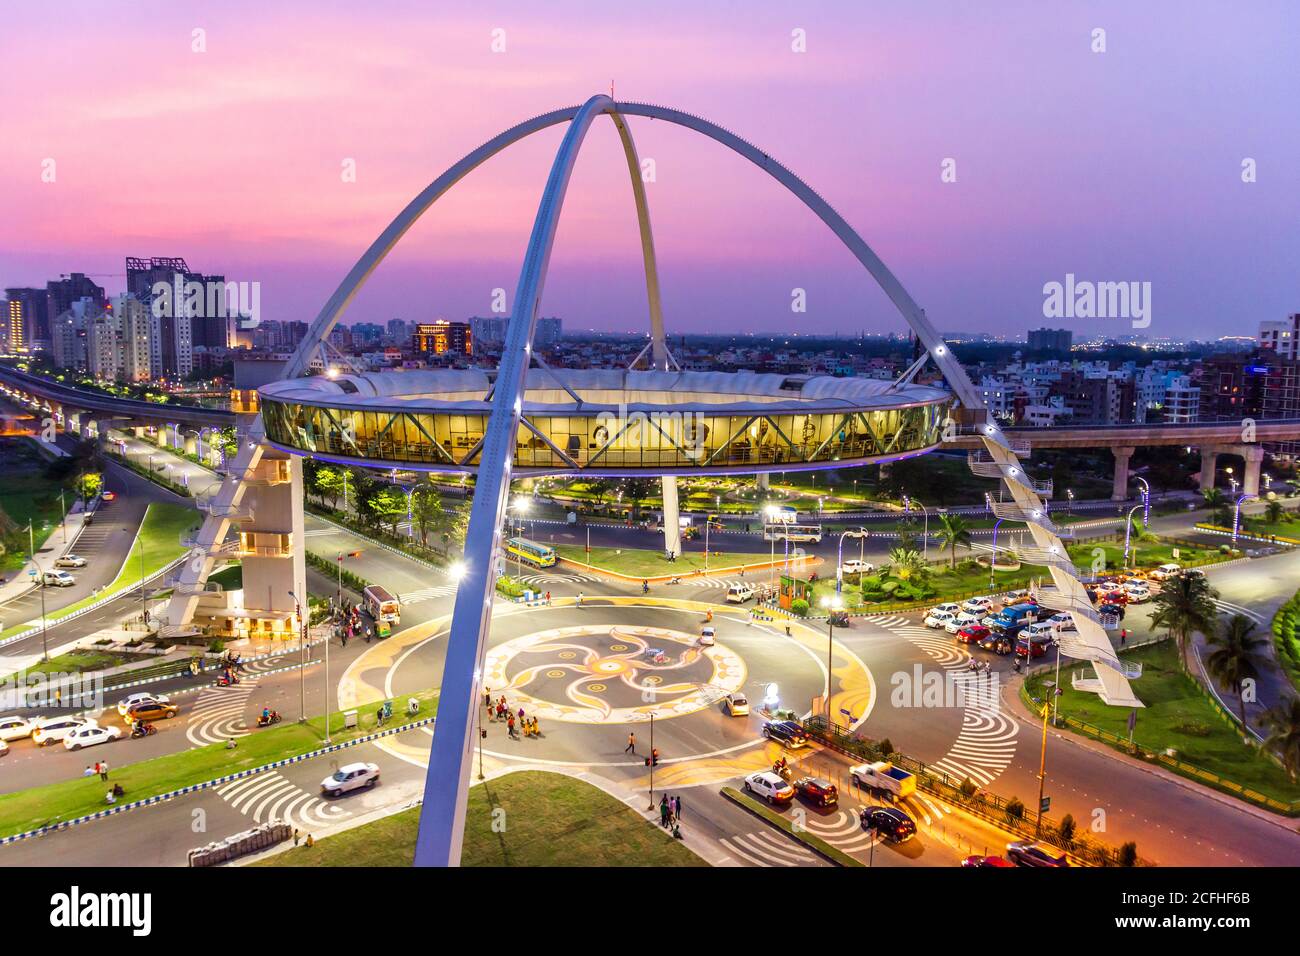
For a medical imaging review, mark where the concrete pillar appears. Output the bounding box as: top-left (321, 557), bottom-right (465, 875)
top-left (1199, 447), bottom-right (1219, 492)
top-left (133, 426), bottom-right (145, 439)
top-left (66, 412), bottom-right (80, 436)
top-left (661, 476), bottom-right (682, 558)
top-left (184, 433), bottom-right (198, 456)
top-left (1111, 446), bottom-right (1135, 501)
top-left (1241, 445), bottom-right (1265, 498)
top-left (155, 426), bottom-right (169, 448)
top-left (756, 472), bottom-right (769, 491)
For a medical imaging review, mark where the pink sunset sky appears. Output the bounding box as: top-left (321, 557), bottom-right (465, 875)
top-left (1, 0), bottom-right (1296, 339)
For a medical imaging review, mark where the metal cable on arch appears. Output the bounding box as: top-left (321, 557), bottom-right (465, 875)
top-left (253, 94), bottom-right (1142, 866)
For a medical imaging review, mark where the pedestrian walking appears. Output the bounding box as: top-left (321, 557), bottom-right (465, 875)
top-left (293, 828), bottom-right (301, 846)
top-left (99, 760), bottom-right (109, 781)
top-left (1121, 628), bottom-right (1128, 646)
top-left (577, 592), bottom-right (584, 607)
top-left (625, 732), bottom-right (636, 753)
top-left (507, 714), bottom-right (516, 739)
top-left (531, 716), bottom-right (540, 737)
top-left (673, 794), bottom-right (682, 819)
top-left (484, 689), bottom-right (492, 708)
top-left (545, 591), bottom-right (551, 605)
top-left (659, 795), bottom-right (669, 827)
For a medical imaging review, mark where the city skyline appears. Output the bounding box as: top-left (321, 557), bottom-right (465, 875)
top-left (2, 0), bottom-right (1296, 340)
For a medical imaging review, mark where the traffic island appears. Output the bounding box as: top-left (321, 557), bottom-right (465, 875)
top-left (255, 770), bottom-right (707, 867)
top-left (720, 786), bottom-right (864, 867)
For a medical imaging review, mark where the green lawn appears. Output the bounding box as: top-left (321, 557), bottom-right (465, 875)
top-left (0, 502), bottom-right (200, 642)
top-left (257, 770), bottom-right (705, 867)
top-left (1066, 540), bottom-right (1224, 574)
top-left (23, 649), bottom-right (150, 676)
top-left (556, 544), bottom-right (773, 578)
top-left (0, 689), bottom-right (438, 838)
top-left (1026, 642), bottom-right (1300, 805)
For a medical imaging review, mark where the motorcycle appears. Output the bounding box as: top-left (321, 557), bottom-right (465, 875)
top-left (218, 673), bottom-right (241, 687)
top-left (130, 723), bottom-right (156, 739)
top-left (256, 710), bottom-right (282, 728)
top-left (773, 761), bottom-right (793, 782)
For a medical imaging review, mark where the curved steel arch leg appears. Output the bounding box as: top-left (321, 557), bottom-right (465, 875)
top-left (414, 95), bottom-right (627, 867)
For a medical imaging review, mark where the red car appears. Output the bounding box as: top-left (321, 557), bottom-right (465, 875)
top-left (956, 624), bottom-right (990, 645)
top-left (962, 855), bottom-right (1014, 867)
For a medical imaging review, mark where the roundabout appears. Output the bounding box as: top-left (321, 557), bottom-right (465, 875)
top-left (339, 597), bottom-right (876, 787)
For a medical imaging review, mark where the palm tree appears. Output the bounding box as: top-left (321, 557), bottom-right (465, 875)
top-left (1149, 572), bottom-right (1220, 671)
top-left (1264, 499), bottom-right (1284, 525)
top-left (935, 513), bottom-right (973, 568)
top-left (1263, 696), bottom-right (1300, 782)
top-left (1204, 614), bottom-right (1267, 731)
top-left (1201, 487), bottom-right (1232, 526)
top-left (885, 546), bottom-right (925, 580)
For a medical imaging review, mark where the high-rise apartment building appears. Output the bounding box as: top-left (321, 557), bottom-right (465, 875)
top-left (1260, 314), bottom-right (1300, 360)
top-left (413, 320), bottom-right (472, 356)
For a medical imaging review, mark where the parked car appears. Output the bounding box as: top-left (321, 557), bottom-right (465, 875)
top-left (125, 699), bottom-right (180, 722)
top-left (117, 692), bottom-right (172, 718)
top-left (925, 610), bottom-right (957, 630)
top-left (861, 806), bottom-right (917, 842)
top-left (1122, 582), bottom-right (1152, 603)
top-left (64, 724), bottom-right (122, 751)
top-left (1006, 840), bottom-right (1069, 867)
top-left (840, 559), bottom-right (874, 576)
top-left (31, 716), bottom-right (93, 746)
top-left (321, 762), bottom-right (380, 796)
top-left (744, 770), bottom-right (795, 804)
top-left (724, 693), bottom-right (749, 717)
top-left (1047, 612), bottom-right (1077, 633)
top-left (849, 760), bottom-right (916, 799)
top-left (726, 583), bottom-right (755, 604)
top-left (1149, 563), bottom-right (1183, 581)
top-left (55, 554), bottom-right (87, 569)
top-left (956, 624), bottom-right (991, 645)
top-left (961, 854), bottom-right (1014, 868)
top-left (794, 776), bottom-right (839, 807)
top-left (42, 569), bottom-right (75, 587)
top-left (762, 720), bottom-right (808, 748)
top-left (0, 716), bottom-right (34, 742)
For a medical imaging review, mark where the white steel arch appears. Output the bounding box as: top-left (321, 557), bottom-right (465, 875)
top-left (264, 95), bottom-right (1141, 866)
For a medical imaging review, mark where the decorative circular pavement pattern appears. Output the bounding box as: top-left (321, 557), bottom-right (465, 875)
top-left (481, 624), bottom-right (747, 725)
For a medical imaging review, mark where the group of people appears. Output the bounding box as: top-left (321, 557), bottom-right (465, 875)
top-left (658, 793), bottom-right (684, 839)
top-left (967, 658), bottom-right (994, 677)
top-left (335, 601), bottom-right (372, 646)
top-left (486, 690), bottom-right (542, 740)
top-left (83, 760), bottom-right (125, 803)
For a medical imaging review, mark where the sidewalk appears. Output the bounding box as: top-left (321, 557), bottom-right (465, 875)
top-left (0, 507), bottom-right (92, 605)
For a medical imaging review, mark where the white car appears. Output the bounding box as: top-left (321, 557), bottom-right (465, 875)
top-left (117, 692), bottom-right (171, 718)
top-left (743, 771), bottom-right (795, 804)
top-left (63, 724), bottom-right (122, 751)
top-left (725, 583), bottom-right (755, 604)
top-left (55, 554), bottom-right (87, 569)
top-left (0, 716), bottom-right (34, 742)
top-left (0, 738), bottom-right (7, 757)
top-left (321, 762), bottom-right (380, 796)
top-left (699, 626), bottom-right (716, 646)
top-left (42, 569), bottom-right (75, 587)
top-left (925, 610), bottom-right (957, 629)
top-left (1047, 612), bottom-right (1077, 633)
top-left (724, 693), bottom-right (749, 717)
top-left (1094, 581), bottom-right (1122, 594)
top-left (1149, 563), bottom-right (1183, 582)
top-left (1022, 622), bottom-right (1056, 642)
top-left (1123, 583), bottom-right (1152, 603)
top-left (31, 715), bottom-right (93, 746)
top-left (930, 602), bottom-right (961, 617)
top-left (962, 596), bottom-right (995, 615)
top-left (840, 559), bottom-right (874, 576)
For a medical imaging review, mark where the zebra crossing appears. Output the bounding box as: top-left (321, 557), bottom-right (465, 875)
top-left (184, 658), bottom-right (284, 747)
top-left (399, 584), bottom-right (458, 606)
top-left (1212, 599), bottom-right (1266, 626)
top-left (863, 615), bottom-right (1019, 787)
top-left (215, 771), bottom-right (350, 832)
top-left (516, 572), bottom-right (600, 586)
top-left (720, 828), bottom-right (819, 866)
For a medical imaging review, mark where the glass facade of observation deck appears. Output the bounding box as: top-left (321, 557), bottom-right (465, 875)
top-left (260, 398), bottom-right (949, 472)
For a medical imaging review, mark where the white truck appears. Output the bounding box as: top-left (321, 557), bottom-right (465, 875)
top-left (849, 760), bottom-right (917, 800)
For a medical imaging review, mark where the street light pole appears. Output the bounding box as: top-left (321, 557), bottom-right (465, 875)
top-left (289, 591), bottom-right (307, 723)
top-left (1232, 493), bottom-right (1257, 546)
top-left (1136, 477), bottom-right (1150, 527)
top-left (1122, 504), bottom-right (1142, 567)
top-left (29, 522), bottom-right (48, 662)
top-left (1035, 698), bottom-right (1050, 838)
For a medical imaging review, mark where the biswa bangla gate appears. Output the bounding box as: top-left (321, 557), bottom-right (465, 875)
top-left (170, 96), bottom-right (1145, 867)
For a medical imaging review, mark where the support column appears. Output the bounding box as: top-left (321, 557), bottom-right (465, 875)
top-left (184, 433), bottom-right (198, 456)
top-left (1111, 446), bottom-right (1135, 501)
top-left (1241, 445), bottom-right (1264, 498)
top-left (1199, 447), bottom-right (1219, 493)
top-left (661, 476), bottom-right (682, 557)
top-left (155, 426), bottom-right (169, 448)
top-left (756, 472), bottom-right (769, 491)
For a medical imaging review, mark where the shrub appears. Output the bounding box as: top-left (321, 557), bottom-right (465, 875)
top-left (959, 777), bottom-right (978, 798)
top-left (790, 598), bottom-right (810, 617)
top-left (1058, 813), bottom-right (1076, 846)
top-left (1005, 796), bottom-right (1025, 820)
top-left (207, 638), bottom-right (225, 654)
top-left (1118, 841), bottom-right (1139, 867)
top-left (876, 737), bottom-right (894, 757)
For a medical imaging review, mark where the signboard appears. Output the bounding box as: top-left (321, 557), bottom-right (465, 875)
top-left (1040, 796), bottom-right (1051, 814)
top-left (1171, 548), bottom-right (1181, 559)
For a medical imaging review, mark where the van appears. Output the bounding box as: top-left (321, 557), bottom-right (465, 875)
top-left (42, 569), bottom-right (75, 587)
top-left (1150, 563), bottom-right (1183, 581)
top-left (726, 583), bottom-right (755, 604)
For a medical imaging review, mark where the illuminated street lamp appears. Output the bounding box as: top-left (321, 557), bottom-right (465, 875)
top-left (1066, 488), bottom-right (1074, 515)
top-left (1233, 493), bottom-right (1257, 546)
top-left (1135, 477), bottom-right (1150, 526)
top-left (1122, 504), bottom-right (1143, 566)
top-left (818, 593), bottom-right (844, 708)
